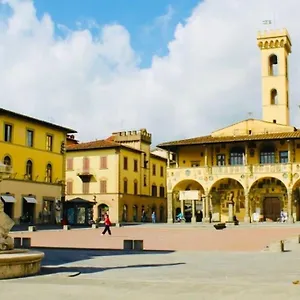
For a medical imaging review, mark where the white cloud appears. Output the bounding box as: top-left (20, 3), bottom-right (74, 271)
top-left (1, 0), bottom-right (300, 145)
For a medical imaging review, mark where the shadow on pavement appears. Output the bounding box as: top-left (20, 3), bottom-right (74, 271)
top-left (40, 248), bottom-right (175, 266)
top-left (41, 262), bottom-right (185, 277)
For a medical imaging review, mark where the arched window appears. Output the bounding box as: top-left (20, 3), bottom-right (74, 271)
top-left (271, 89), bottom-right (278, 105)
top-left (3, 156), bottom-right (11, 166)
top-left (269, 54), bottom-right (278, 76)
top-left (230, 147), bottom-right (244, 165)
top-left (260, 144), bottom-right (275, 164)
top-left (46, 163), bottom-right (52, 183)
top-left (26, 160), bottom-right (33, 180)
top-left (122, 204), bottom-right (128, 222)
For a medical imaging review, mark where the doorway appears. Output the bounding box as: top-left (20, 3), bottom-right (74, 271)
top-left (264, 197), bottom-right (281, 221)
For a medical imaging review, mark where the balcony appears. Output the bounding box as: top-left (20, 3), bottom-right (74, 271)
top-left (168, 163), bottom-right (294, 181)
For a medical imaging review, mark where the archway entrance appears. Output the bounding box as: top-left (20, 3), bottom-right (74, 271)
top-left (249, 177), bottom-right (287, 222)
top-left (97, 203), bottom-right (109, 221)
top-left (209, 178), bottom-right (244, 223)
top-left (173, 180), bottom-right (204, 223)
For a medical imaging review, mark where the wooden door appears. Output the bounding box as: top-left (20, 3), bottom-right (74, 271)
top-left (264, 197), bottom-right (281, 221)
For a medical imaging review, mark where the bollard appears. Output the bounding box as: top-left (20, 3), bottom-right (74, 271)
top-left (28, 226), bottom-right (37, 232)
top-left (123, 240), bottom-right (133, 250)
top-left (14, 237), bottom-right (22, 248)
top-left (63, 225), bottom-right (71, 230)
top-left (280, 240), bottom-right (285, 252)
top-left (133, 240), bottom-right (144, 251)
top-left (22, 237), bottom-right (31, 249)
top-left (92, 224), bottom-right (99, 229)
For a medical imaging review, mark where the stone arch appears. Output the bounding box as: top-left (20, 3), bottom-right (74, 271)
top-left (209, 178), bottom-right (245, 222)
top-left (249, 176), bottom-right (287, 222)
top-left (291, 178), bottom-right (300, 221)
top-left (269, 54), bottom-right (278, 76)
top-left (172, 179), bottom-right (205, 223)
top-left (264, 41), bottom-right (269, 48)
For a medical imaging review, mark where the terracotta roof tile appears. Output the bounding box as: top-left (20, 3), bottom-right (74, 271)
top-left (157, 130), bottom-right (300, 148)
top-left (66, 139), bottom-right (143, 153)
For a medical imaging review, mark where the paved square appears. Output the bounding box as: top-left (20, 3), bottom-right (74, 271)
top-left (2, 245), bottom-right (300, 299)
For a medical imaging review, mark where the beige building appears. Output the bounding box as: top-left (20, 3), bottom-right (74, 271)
top-left (158, 28), bottom-right (300, 224)
top-left (65, 129), bottom-right (167, 224)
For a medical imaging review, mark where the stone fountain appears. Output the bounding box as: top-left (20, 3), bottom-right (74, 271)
top-left (0, 163), bottom-right (44, 280)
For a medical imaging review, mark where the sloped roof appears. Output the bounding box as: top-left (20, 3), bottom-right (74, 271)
top-left (157, 130), bottom-right (300, 149)
top-left (66, 139), bottom-right (143, 153)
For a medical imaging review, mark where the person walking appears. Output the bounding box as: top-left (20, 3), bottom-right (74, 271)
top-left (151, 211), bottom-right (156, 223)
top-left (102, 213), bottom-right (112, 235)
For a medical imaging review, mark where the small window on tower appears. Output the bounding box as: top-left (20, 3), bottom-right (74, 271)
top-left (270, 89), bottom-right (278, 105)
top-left (269, 54), bottom-right (278, 76)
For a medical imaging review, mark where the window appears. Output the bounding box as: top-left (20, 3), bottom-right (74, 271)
top-left (3, 156), bottom-right (11, 166)
top-left (100, 180), bottom-right (107, 193)
top-left (66, 181), bottom-right (73, 194)
top-left (151, 184), bottom-right (157, 197)
top-left (26, 160), bottom-right (33, 180)
top-left (230, 148), bottom-right (244, 166)
top-left (66, 158), bottom-right (73, 171)
top-left (271, 89), bottom-right (278, 105)
top-left (191, 161), bottom-right (200, 167)
top-left (260, 145), bottom-right (275, 164)
top-left (26, 130), bottom-right (34, 147)
top-left (217, 154), bottom-right (226, 166)
top-left (152, 164), bottom-right (156, 176)
top-left (143, 175), bottom-right (147, 187)
top-left (123, 157), bottom-right (128, 170)
top-left (269, 54), bottom-right (278, 76)
top-left (100, 156), bottom-right (107, 169)
top-left (134, 159), bottom-right (138, 172)
top-left (82, 182), bottom-right (90, 194)
top-left (45, 163), bottom-right (52, 183)
top-left (46, 135), bottom-right (53, 151)
top-left (160, 166), bottom-right (164, 177)
top-left (134, 180), bottom-right (138, 195)
top-left (123, 178), bottom-right (128, 193)
top-left (83, 157), bottom-right (90, 172)
top-left (4, 124), bottom-right (12, 142)
top-left (279, 151), bottom-right (288, 163)
top-left (159, 186), bottom-right (165, 197)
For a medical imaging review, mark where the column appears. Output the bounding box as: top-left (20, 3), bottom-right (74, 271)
top-left (244, 143), bottom-right (248, 166)
top-left (244, 192), bottom-right (250, 223)
top-left (175, 151), bottom-right (179, 168)
top-left (191, 200), bottom-right (196, 223)
top-left (202, 195), bottom-right (210, 223)
top-left (204, 146), bottom-right (208, 167)
top-left (167, 193), bottom-right (173, 223)
top-left (180, 199), bottom-right (184, 216)
top-left (287, 189), bottom-right (294, 223)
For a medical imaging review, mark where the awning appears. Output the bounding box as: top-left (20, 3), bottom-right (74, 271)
top-left (23, 196), bottom-right (37, 204)
top-left (1, 195), bottom-right (16, 203)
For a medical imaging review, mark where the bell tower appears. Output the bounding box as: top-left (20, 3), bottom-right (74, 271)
top-left (257, 28), bottom-right (292, 125)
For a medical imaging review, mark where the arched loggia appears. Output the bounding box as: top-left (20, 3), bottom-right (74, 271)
top-left (172, 180), bottom-right (204, 223)
top-left (209, 178), bottom-right (245, 223)
top-left (249, 177), bottom-right (288, 222)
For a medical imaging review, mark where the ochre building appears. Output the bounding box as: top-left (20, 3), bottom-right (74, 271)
top-left (158, 28), bottom-right (300, 224)
top-left (65, 129), bottom-right (167, 224)
top-left (0, 108), bottom-right (76, 224)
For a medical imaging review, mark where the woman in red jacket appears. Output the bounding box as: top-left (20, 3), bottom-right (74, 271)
top-left (102, 213), bottom-right (112, 235)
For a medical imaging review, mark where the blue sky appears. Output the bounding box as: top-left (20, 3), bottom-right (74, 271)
top-left (33, 0), bottom-right (200, 67)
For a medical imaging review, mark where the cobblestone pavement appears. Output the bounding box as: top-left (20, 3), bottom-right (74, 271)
top-left (10, 223), bottom-right (300, 252)
top-left (2, 247), bottom-right (300, 299)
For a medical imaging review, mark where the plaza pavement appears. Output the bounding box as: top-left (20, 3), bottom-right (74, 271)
top-left (10, 223), bottom-right (300, 252)
top-left (2, 246), bottom-right (300, 299)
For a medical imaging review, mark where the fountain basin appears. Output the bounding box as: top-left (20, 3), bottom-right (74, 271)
top-left (0, 249), bottom-right (44, 279)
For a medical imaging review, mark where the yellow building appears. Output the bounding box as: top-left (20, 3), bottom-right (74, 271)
top-left (0, 108), bottom-right (76, 224)
top-left (65, 129), bottom-right (167, 224)
top-left (158, 28), bottom-right (300, 224)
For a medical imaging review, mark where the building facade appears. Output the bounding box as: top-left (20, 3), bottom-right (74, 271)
top-left (66, 129), bottom-right (167, 224)
top-left (0, 108), bottom-right (76, 224)
top-left (158, 28), bottom-right (300, 224)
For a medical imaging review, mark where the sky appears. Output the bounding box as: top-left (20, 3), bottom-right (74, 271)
top-left (1, 0), bottom-right (300, 146)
